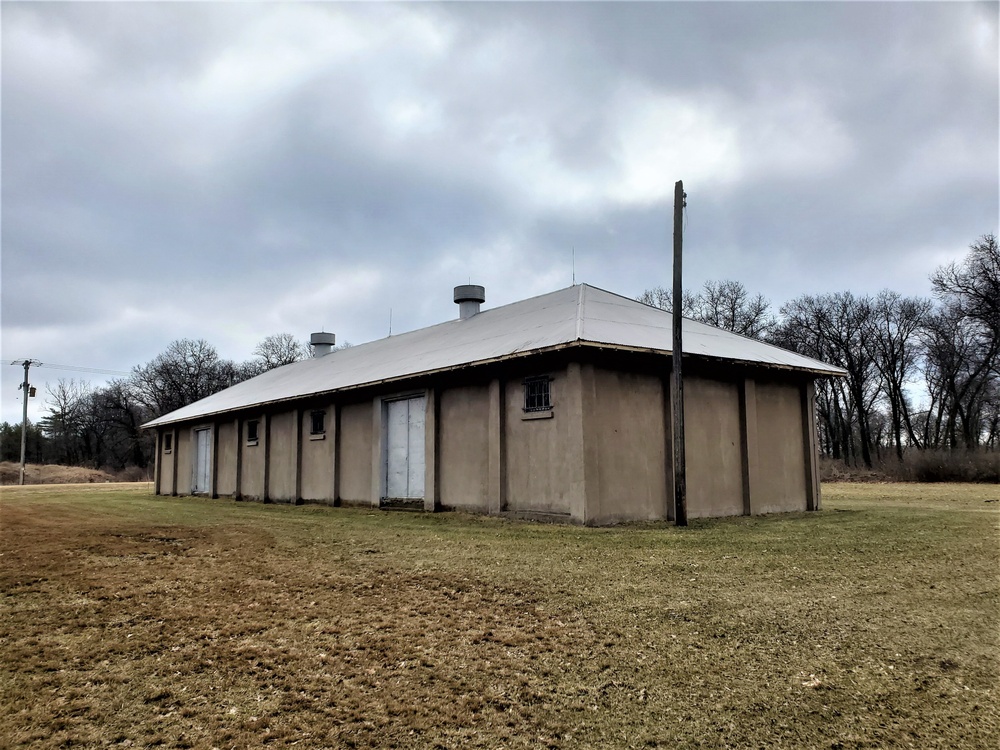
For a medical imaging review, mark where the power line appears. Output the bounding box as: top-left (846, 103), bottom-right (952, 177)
top-left (7, 361), bottom-right (130, 377)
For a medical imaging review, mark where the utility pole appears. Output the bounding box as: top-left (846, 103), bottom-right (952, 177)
top-left (12, 359), bottom-right (39, 486)
top-left (671, 181), bottom-right (687, 526)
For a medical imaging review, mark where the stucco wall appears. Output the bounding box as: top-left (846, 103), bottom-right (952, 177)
top-left (268, 411), bottom-right (297, 501)
top-left (503, 367), bottom-right (578, 516)
top-left (301, 405), bottom-right (335, 502)
top-left (338, 400), bottom-right (373, 504)
top-left (159, 432), bottom-right (176, 495)
top-left (175, 429), bottom-right (192, 496)
top-left (216, 420), bottom-right (238, 497)
top-left (438, 384), bottom-right (490, 511)
top-left (684, 376), bottom-right (744, 518)
top-left (241, 416), bottom-right (265, 500)
top-left (586, 367), bottom-right (668, 524)
top-left (753, 381), bottom-right (807, 513)
top-left (152, 352), bottom-right (821, 523)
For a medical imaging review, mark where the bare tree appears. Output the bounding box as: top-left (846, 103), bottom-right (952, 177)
top-left (932, 234), bottom-right (1000, 341)
top-left (40, 380), bottom-right (91, 465)
top-left (922, 301), bottom-right (997, 449)
top-left (638, 280), bottom-right (775, 340)
top-left (636, 286), bottom-right (698, 316)
top-left (253, 333), bottom-right (309, 369)
top-left (923, 235), bottom-right (1000, 448)
top-left (129, 339), bottom-right (240, 419)
top-left (776, 292), bottom-right (880, 468)
top-left (696, 280), bottom-right (776, 339)
top-left (866, 291), bottom-right (932, 459)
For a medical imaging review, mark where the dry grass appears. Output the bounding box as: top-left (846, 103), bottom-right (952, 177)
top-left (0, 462), bottom-right (119, 486)
top-left (1, 483), bottom-right (997, 749)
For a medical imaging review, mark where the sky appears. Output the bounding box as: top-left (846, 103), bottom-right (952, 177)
top-left (2, 0), bottom-right (998, 427)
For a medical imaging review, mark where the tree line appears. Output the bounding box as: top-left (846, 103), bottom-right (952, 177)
top-left (0, 333), bottom-right (316, 470)
top-left (639, 234), bottom-right (999, 468)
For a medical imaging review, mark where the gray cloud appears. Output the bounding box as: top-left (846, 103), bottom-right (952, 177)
top-left (2, 1), bottom-right (996, 424)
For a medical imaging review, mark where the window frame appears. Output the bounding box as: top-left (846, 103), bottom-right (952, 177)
top-left (246, 419), bottom-right (260, 445)
top-left (522, 375), bottom-right (553, 413)
top-left (310, 409), bottom-right (326, 437)
top-left (162, 432), bottom-right (173, 454)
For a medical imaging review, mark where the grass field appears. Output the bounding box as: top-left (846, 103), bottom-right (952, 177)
top-left (1, 483), bottom-right (997, 749)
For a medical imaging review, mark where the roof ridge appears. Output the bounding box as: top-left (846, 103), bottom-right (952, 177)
top-left (575, 284), bottom-right (586, 341)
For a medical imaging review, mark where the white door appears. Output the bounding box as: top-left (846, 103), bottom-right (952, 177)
top-left (193, 428), bottom-right (211, 493)
top-left (385, 396), bottom-right (425, 499)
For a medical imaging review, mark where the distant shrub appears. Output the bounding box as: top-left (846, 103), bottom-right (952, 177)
top-left (905, 450), bottom-right (1000, 483)
top-left (112, 465), bottom-right (153, 483)
top-left (822, 450), bottom-right (999, 484)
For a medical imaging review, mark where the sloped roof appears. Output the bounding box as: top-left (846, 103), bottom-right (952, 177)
top-left (144, 284), bottom-right (845, 428)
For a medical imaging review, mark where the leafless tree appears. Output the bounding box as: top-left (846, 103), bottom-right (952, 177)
top-left (637, 285), bottom-right (698, 316)
top-left (253, 333), bottom-right (309, 369)
top-left (638, 280), bottom-right (775, 340)
top-left (865, 291), bottom-right (932, 459)
top-left (696, 280), bottom-right (776, 339)
top-left (932, 234), bottom-right (1000, 341)
top-left (923, 235), bottom-right (1000, 448)
top-left (776, 292), bottom-right (881, 468)
top-left (40, 380), bottom-right (91, 465)
top-left (129, 339), bottom-right (240, 419)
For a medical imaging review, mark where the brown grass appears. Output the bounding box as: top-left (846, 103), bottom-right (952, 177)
top-left (1, 483), bottom-right (997, 749)
top-left (0, 462), bottom-right (117, 486)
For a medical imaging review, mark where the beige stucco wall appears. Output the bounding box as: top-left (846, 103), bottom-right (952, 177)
top-left (753, 381), bottom-right (807, 513)
top-left (268, 411), bottom-right (297, 501)
top-left (503, 366), bottom-right (579, 516)
top-left (301, 406), bottom-right (336, 502)
top-left (585, 367), bottom-right (668, 524)
top-left (175, 429), bottom-right (192, 496)
top-left (159, 431), bottom-right (176, 495)
top-left (241, 416), bottom-right (265, 500)
top-left (216, 420), bottom-right (238, 497)
top-left (152, 352), bottom-right (822, 523)
top-left (338, 400), bottom-right (373, 504)
top-left (684, 376), bottom-right (744, 518)
top-left (438, 384), bottom-right (490, 511)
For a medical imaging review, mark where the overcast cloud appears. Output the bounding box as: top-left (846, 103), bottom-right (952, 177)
top-left (2, 1), bottom-right (997, 425)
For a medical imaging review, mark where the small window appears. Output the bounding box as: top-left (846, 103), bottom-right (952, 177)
top-left (310, 410), bottom-right (326, 435)
top-left (163, 433), bottom-right (173, 454)
top-left (523, 376), bottom-right (552, 412)
top-left (246, 419), bottom-right (259, 444)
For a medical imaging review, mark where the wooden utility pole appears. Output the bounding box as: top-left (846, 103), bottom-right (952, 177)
top-left (671, 181), bottom-right (687, 526)
top-left (13, 359), bottom-right (38, 486)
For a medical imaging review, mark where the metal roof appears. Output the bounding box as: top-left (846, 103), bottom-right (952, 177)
top-left (144, 284), bottom-right (846, 428)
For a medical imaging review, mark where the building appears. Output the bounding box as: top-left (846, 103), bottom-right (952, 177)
top-left (143, 284), bottom-right (845, 524)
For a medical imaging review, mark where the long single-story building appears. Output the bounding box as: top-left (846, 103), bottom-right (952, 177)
top-left (143, 284), bottom-right (844, 524)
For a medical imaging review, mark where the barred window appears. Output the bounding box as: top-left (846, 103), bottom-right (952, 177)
top-left (523, 376), bottom-right (552, 412)
top-left (246, 419), bottom-right (259, 444)
top-left (310, 410), bottom-right (326, 435)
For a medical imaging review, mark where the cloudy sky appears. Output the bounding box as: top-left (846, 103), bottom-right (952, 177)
top-left (2, 1), bottom-right (997, 425)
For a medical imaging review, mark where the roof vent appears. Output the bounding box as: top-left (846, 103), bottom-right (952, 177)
top-left (454, 284), bottom-right (485, 319)
top-left (310, 332), bottom-right (336, 357)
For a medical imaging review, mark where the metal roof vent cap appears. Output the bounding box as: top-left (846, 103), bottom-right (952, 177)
top-left (310, 332), bottom-right (336, 357)
top-left (454, 284), bottom-right (485, 319)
